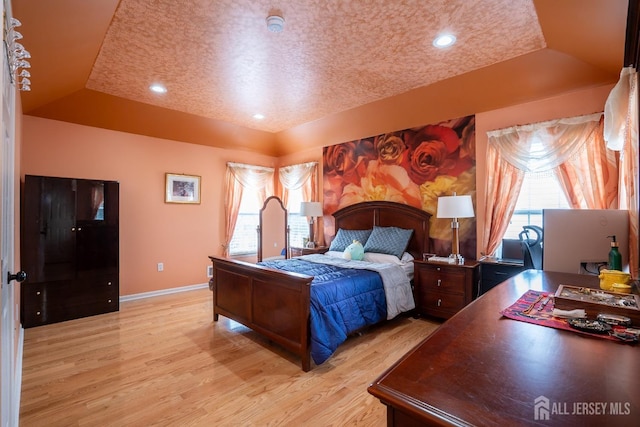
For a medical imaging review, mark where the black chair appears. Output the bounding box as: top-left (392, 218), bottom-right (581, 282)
top-left (519, 225), bottom-right (543, 270)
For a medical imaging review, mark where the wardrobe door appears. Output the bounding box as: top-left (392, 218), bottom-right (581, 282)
top-left (74, 180), bottom-right (119, 277)
top-left (22, 175), bottom-right (76, 284)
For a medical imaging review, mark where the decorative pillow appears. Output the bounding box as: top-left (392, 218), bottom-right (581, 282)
top-left (363, 226), bottom-right (413, 259)
top-left (329, 228), bottom-right (372, 252)
top-left (343, 240), bottom-right (365, 261)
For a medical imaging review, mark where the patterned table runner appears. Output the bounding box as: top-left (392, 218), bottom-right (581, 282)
top-left (500, 289), bottom-right (622, 342)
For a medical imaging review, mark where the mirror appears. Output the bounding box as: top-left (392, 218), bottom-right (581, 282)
top-left (257, 196), bottom-right (289, 262)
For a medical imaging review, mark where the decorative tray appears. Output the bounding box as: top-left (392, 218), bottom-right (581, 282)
top-left (554, 285), bottom-right (640, 326)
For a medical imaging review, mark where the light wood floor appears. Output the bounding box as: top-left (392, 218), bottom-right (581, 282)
top-left (20, 288), bottom-right (441, 426)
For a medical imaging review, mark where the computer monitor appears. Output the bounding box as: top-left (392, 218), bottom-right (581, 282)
top-left (500, 239), bottom-right (524, 262)
top-left (542, 209), bottom-right (628, 274)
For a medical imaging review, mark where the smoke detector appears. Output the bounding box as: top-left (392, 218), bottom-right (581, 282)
top-left (266, 14), bottom-right (285, 33)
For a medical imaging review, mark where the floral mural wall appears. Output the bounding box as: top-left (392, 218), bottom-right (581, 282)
top-left (322, 115), bottom-right (476, 258)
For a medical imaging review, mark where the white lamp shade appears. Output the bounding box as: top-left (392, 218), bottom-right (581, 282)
top-left (437, 195), bottom-right (474, 219)
top-left (300, 201), bottom-right (323, 217)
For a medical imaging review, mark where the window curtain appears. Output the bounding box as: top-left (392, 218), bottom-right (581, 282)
top-left (483, 113), bottom-right (609, 257)
top-left (222, 163), bottom-right (274, 256)
top-left (555, 118), bottom-right (619, 209)
top-left (604, 67), bottom-right (639, 278)
top-left (278, 161), bottom-right (318, 207)
top-left (481, 145), bottom-right (525, 257)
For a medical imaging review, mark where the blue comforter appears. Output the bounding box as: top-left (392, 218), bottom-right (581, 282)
top-left (258, 258), bottom-right (387, 365)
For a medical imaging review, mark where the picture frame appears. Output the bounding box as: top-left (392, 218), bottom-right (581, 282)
top-left (165, 173), bottom-right (201, 204)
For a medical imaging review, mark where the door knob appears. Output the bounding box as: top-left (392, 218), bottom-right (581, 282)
top-left (7, 270), bottom-right (27, 283)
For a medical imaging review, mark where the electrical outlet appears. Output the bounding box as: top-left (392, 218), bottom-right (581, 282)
top-left (157, 262), bottom-right (164, 272)
top-left (207, 265), bottom-right (213, 278)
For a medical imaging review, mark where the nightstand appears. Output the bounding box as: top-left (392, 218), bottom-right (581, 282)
top-left (413, 259), bottom-right (480, 319)
top-left (290, 246), bottom-right (329, 257)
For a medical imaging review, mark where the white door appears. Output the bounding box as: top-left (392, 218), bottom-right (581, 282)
top-left (0, 109), bottom-right (17, 427)
top-left (0, 1), bottom-right (21, 426)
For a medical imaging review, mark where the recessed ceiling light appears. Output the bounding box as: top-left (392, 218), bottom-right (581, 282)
top-left (149, 83), bottom-right (167, 94)
top-left (433, 34), bottom-right (456, 48)
top-left (253, 113), bottom-right (265, 120)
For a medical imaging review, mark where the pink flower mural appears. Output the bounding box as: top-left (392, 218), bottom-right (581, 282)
top-left (323, 115), bottom-right (476, 259)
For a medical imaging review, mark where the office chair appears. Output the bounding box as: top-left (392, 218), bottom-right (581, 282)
top-left (519, 225), bottom-right (543, 270)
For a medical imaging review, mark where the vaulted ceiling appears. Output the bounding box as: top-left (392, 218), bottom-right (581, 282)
top-left (14, 0), bottom-right (629, 156)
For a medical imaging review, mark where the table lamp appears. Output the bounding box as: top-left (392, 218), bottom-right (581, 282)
top-left (300, 201), bottom-right (323, 245)
top-left (436, 193), bottom-right (474, 264)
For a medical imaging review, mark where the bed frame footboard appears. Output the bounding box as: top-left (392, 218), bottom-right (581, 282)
top-left (208, 256), bottom-right (314, 371)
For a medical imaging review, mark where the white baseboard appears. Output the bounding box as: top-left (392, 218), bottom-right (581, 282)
top-left (119, 283), bottom-right (209, 302)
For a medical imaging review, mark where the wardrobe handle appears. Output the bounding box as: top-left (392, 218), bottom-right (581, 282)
top-left (7, 270), bottom-right (27, 284)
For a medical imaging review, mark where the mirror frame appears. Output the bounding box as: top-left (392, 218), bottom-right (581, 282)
top-left (257, 196), bottom-right (289, 262)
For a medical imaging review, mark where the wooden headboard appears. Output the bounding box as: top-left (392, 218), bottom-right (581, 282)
top-left (332, 201), bottom-right (431, 259)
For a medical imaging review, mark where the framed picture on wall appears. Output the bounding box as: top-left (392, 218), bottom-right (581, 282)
top-left (165, 173), bottom-right (201, 204)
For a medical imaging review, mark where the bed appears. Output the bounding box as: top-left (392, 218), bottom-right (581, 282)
top-left (208, 201), bottom-right (431, 371)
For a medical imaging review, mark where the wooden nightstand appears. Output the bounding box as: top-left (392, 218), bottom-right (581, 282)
top-left (413, 259), bottom-right (480, 319)
top-left (290, 246), bottom-right (329, 257)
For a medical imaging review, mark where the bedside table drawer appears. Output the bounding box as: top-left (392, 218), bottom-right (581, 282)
top-left (422, 269), bottom-right (466, 294)
top-left (422, 292), bottom-right (466, 317)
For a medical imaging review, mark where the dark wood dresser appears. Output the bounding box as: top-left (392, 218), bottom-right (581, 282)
top-left (413, 259), bottom-right (479, 319)
top-left (368, 270), bottom-right (640, 426)
top-left (21, 175), bottom-right (120, 327)
top-left (479, 256), bottom-right (526, 294)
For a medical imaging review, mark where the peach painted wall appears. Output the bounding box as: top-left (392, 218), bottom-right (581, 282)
top-left (21, 116), bottom-right (277, 296)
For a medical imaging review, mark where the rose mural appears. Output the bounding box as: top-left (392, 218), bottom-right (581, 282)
top-left (323, 115), bottom-right (476, 259)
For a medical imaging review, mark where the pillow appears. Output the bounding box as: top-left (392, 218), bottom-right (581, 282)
top-left (329, 228), bottom-right (372, 252)
top-left (363, 251), bottom-right (414, 265)
top-left (343, 240), bottom-right (364, 261)
top-left (363, 226), bottom-right (413, 259)
top-left (325, 250), bottom-right (346, 258)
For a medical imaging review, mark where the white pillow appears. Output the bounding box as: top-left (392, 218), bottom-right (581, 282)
top-left (363, 252), bottom-right (414, 265)
top-left (325, 250), bottom-right (346, 258)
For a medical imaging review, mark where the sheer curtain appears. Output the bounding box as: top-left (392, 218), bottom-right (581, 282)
top-left (604, 67), bottom-right (639, 277)
top-left (555, 119), bottom-right (619, 209)
top-left (483, 113), bottom-right (615, 257)
top-left (222, 163), bottom-right (274, 257)
top-left (278, 161), bottom-right (318, 206)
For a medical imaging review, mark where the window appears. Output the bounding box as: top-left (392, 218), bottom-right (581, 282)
top-left (503, 172), bottom-right (570, 240)
top-left (228, 190), bottom-right (261, 256)
top-left (286, 190), bottom-right (311, 248)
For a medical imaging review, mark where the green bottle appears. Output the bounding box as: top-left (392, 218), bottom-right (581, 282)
top-left (607, 235), bottom-right (622, 271)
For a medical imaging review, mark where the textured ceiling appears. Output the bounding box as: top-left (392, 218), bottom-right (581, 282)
top-left (85, 0), bottom-right (545, 133)
top-left (14, 0), bottom-right (628, 154)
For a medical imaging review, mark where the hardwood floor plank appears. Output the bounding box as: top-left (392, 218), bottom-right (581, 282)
top-left (20, 288), bottom-right (440, 426)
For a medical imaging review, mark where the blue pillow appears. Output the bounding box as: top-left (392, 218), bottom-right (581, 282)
top-left (363, 226), bottom-right (413, 259)
top-left (329, 228), bottom-right (372, 252)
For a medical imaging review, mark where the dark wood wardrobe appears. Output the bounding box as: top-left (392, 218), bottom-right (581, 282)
top-left (21, 175), bottom-right (119, 328)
